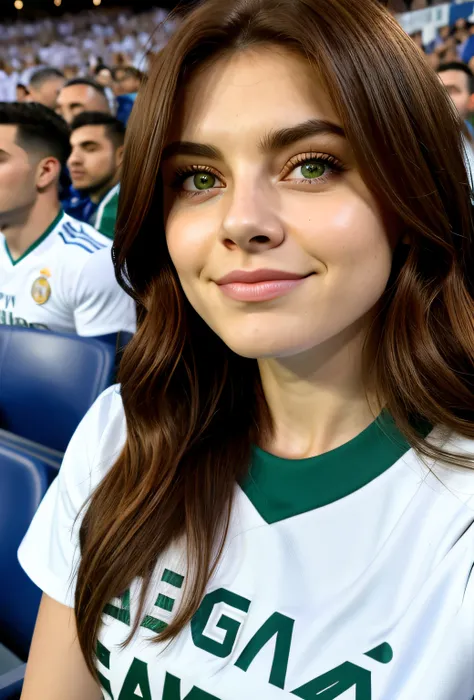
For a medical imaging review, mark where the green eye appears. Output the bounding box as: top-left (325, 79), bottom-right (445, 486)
top-left (193, 172), bottom-right (216, 190)
top-left (301, 162), bottom-right (326, 179)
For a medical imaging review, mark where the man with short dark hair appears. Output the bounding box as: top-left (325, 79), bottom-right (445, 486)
top-left (67, 112), bottom-right (125, 239)
top-left (113, 67), bottom-right (143, 125)
top-left (0, 102), bottom-right (135, 336)
top-left (437, 61), bottom-right (474, 188)
top-left (437, 61), bottom-right (474, 125)
top-left (27, 67), bottom-right (65, 111)
top-left (56, 78), bottom-right (110, 125)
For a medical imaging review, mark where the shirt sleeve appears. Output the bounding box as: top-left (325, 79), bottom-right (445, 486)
top-left (17, 385), bottom-right (124, 608)
top-left (72, 247), bottom-right (137, 337)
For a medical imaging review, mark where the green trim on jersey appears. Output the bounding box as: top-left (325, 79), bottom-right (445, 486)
top-left (93, 184), bottom-right (119, 240)
top-left (4, 209), bottom-right (64, 266)
top-left (242, 413), bottom-right (411, 524)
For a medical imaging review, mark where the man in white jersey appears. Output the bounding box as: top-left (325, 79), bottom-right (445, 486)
top-left (0, 102), bottom-right (136, 336)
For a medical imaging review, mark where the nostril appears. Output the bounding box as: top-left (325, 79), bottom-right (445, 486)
top-left (251, 235), bottom-right (271, 244)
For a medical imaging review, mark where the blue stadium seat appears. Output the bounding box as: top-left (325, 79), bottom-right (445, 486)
top-left (0, 327), bottom-right (116, 452)
top-left (0, 443), bottom-right (50, 699)
top-left (0, 431), bottom-right (62, 483)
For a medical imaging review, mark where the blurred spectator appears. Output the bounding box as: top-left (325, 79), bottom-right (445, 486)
top-left (113, 66), bottom-right (142, 96)
top-left (68, 112), bottom-right (124, 239)
top-left (27, 67), bottom-right (65, 111)
top-left (113, 66), bottom-right (143, 125)
top-left (437, 62), bottom-right (474, 131)
top-left (95, 65), bottom-right (114, 89)
top-left (16, 84), bottom-right (29, 103)
top-left (0, 102), bottom-right (135, 335)
top-left (56, 78), bottom-right (110, 125)
top-left (437, 62), bottom-right (474, 188)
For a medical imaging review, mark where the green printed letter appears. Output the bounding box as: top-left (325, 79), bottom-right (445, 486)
top-left (235, 612), bottom-right (294, 689)
top-left (191, 588), bottom-right (251, 658)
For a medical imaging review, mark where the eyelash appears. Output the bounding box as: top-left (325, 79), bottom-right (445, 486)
top-left (170, 152), bottom-right (346, 198)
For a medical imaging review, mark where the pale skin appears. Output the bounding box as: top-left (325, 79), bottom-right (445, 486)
top-left (21, 47), bottom-right (396, 697)
top-left (163, 47), bottom-right (395, 459)
top-left (0, 125), bottom-right (62, 261)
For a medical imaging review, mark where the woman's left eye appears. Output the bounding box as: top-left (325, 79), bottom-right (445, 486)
top-left (286, 159), bottom-right (330, 181)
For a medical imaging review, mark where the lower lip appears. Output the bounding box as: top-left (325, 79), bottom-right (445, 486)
top-left (217, 278), bottom-right (307, 302)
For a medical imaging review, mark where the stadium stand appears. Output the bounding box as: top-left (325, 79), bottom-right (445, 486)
top-left (0, 444), bottom-right (50, 699)
top-left (0, 326), bottom-right (116, 452)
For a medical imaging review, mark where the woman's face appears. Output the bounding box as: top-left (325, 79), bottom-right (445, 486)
top-left (162, 47), bottom-right (394, 359)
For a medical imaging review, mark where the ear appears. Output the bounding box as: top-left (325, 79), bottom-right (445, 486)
top-left (35, 156), bottom-right (60, 191)
top-left (116, 144), bottom-right (124, 169)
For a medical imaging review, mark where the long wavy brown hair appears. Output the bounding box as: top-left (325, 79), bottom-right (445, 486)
top-left (75, 0), bottom-right (474, 675)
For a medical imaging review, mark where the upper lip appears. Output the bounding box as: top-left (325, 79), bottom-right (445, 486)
top-left (216, 268), bottom-right (310, 285)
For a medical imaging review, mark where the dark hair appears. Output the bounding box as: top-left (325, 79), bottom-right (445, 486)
top-left (64, 77), bottom-right (107, 99)
top-left (437, 61), bottom-right (474, 93)
top-left (0, 101), bottom-right (70, 165)
top-left (29, 66), bottom-right (64, 89)
top-left (70, 111), bottom-right (125, 148)
top-left (94, 64), bottom-right (112, 76)
top-left (76, 0), bottom-right (474, 677)
top-left (114, 66), bottom-right (143, 82)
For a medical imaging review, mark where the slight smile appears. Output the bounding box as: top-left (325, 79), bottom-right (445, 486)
top-left (215, 269), bottom-right (314, 302)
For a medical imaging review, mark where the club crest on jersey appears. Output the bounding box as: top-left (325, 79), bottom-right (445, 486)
top-left (31, 276), bottom-right (51, 305)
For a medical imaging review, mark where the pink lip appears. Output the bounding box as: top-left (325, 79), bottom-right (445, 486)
top-left (216, 269), bottom-right (311, 302)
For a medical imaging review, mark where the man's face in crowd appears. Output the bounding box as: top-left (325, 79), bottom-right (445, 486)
top-left (28, 76), bottom-right (65, 111)
top-left (56, 84), bottom-right (110, 124)
top-left (113, 69), bottom-right (140, 96)
top-left (68, 124), bottom-right (122, 197)
top-left (0, 125), bottom-right (37, 224)
top-left (96, 68), bottom-right (113, 88)
top-left (439, 69), bottom-right (471, 120)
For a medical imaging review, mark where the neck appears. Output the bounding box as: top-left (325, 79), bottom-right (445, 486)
top-left (89, 174), bottom-right (119, 204)
top-left (258, 317), bottom-right (380, 460)
top-left (1, 197), bottom-right (61, 262)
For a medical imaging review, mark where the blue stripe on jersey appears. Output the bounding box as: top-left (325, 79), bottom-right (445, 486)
top-left (60, 221), bottom-right (106, 250)
top-left (58, 232), bottom-right (100, 254)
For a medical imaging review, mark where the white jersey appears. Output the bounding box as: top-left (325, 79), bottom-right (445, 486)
top-left (18, 387), bottom-right (474, 700)
top-left (0, 210), bottom-right (136, 336)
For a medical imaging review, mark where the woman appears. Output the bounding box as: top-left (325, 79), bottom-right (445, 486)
top-left (19, 0), bottom-right (474, 698)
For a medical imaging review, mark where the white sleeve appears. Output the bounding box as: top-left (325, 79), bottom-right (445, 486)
top-left (73, 247), bottom-right (137, 337)
top-left (17, 385), bottom-right (125, 608)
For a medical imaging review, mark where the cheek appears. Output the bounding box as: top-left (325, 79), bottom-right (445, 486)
top-left (293, 189), bottom-right (391, 270)
top-left (166, 205), bottom-right (215, 278)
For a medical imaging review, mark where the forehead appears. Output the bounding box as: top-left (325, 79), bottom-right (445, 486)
top-left (39, 76), bottom-right (65, 89)
top-left (0, 124), bottom-right (23, 153)
top-left (439, 69), bottom-right (469, 89)
top-left (173, 47), bottom-right (339, 144)
top-left (59, 84), bottom-right (95, 104)
top-left (70, 124), bottom-right (107, 145)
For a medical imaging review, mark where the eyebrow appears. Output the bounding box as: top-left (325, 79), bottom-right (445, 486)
top-left (76, 140), bottom-right (99, 148)
top-left (161, 119), bottom-right (346, 162)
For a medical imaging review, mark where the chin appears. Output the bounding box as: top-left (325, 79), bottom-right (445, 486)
top-left (219, 330), bottom-right (315, 360)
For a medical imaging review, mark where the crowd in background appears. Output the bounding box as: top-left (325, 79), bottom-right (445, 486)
top-left (0, 6), bottom-right (179, 103)
top-left (0, 2), bottom-right (473, 343)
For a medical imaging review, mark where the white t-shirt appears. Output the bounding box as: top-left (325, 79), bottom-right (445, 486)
top-left (0, 211), bottom-right (136, 336)
top-left (18, 386), bottom-right (474, 700)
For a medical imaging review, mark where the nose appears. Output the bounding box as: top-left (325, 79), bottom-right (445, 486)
top-left (220, 178), bottom-right (285, 253)
top-left (68, 149), bottom-right (81, 167)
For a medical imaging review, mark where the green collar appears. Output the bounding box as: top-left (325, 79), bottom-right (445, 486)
top-left (4, 209), bottom-right (63, 266)
top-left (241, 412), bottom-right (412, 524)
